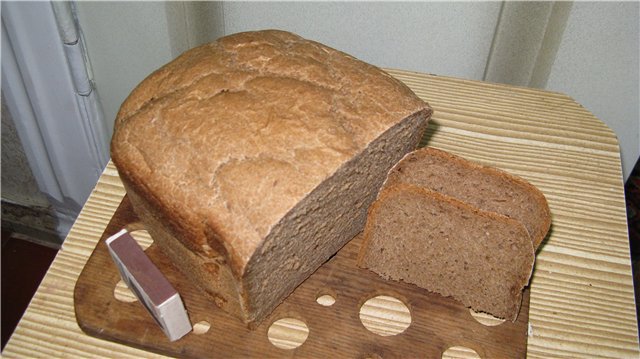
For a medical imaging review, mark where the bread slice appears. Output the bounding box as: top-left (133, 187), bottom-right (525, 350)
top-left (358, 183), bottom-right (535, 321)
top-left (385, 147), bottom-right (551, 250)
top-left (111, 30), bottom-right (431, 326)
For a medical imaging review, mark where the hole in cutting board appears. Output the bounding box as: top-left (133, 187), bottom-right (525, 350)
top-left (316, 294), bottom-right (336, 306)
top-left (192, 321), bottom-right (210, 335)
top-left (442, 346), bottom-right (481, 359)
top-left (129, 230), bottom-right (154, 251)
top-left (113, 280), bottom-right (137, 302)
top-left (469, 309), bottom-right (505, 326)
top-left (359, 295), bottom-right (411, 336)
top-left (267, 318), bottom-right (309, 349)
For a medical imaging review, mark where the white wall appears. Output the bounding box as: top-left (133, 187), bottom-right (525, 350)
top-left (75, 1), bottom-right (639, 179)
top-left (223, 2), bottom-right (502, 80)
top-left (223, 1), bottom-right (639, 179)
top-left (544, 2), bottom-right (639, 179)
top-left (76, 2), bottom-right (176, 134)
top-left (75, 2), bottom-right (223, 134)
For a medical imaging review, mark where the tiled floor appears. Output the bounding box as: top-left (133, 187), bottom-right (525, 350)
top-left (1, 230), bottom-right (58, 350)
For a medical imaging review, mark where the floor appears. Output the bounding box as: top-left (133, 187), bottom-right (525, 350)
top-left (1, 160), bottom-right (640, 350)
top-left (1, 230), bottom-right (58, 350)
top-left (624, 159), bottom-right (640, 325)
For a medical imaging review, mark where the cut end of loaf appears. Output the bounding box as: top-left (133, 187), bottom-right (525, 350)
top-left (242, 110), bottom-right (430, 325)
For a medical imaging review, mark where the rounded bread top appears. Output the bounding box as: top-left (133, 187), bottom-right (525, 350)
top-left (111, 30), bottom-right (428, 274)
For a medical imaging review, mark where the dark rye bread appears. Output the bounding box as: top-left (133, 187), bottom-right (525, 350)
top-left (111, 30), bottom-right (431, 326)
top-left (358, 184), bottom-right (535, 321)
top-left (385, 147), bottom-right (551, 250)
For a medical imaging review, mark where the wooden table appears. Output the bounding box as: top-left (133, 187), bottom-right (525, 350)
top-left (3, 69), bottom-right (638, 358)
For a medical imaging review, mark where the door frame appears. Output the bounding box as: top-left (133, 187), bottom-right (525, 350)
top-left (1, 1), bottom-right (109, 239)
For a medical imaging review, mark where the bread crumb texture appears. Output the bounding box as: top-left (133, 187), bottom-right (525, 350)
top-left (360, 184), bottom-right (535, 321)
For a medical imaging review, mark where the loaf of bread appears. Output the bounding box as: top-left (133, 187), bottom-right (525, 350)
top-left (358, 147), bottom-right (551, 320)
top-left (111, 30), bottom-right (432, 326)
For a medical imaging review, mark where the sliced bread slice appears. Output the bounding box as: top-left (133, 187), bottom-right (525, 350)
top-left (357, 183), bottom-right (535, 321)
top-left (384, 147), bottom-right (551, 250)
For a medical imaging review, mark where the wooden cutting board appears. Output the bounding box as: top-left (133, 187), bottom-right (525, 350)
top-left (74, 196), bottom-right (530, 358)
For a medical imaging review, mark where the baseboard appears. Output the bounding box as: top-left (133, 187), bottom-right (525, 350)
top-left (1, 201), bottom-right (64, 248)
